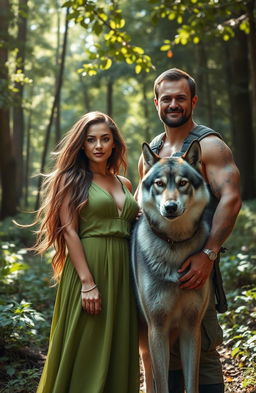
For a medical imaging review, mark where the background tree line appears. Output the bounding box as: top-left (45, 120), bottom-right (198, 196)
top-left (0, 0), bottom-right (256, 218)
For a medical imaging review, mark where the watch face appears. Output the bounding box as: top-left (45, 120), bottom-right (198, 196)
top-left (203, 248), bottom-right (217, 261)
top-left (209, 251), bottom-right (216, 261)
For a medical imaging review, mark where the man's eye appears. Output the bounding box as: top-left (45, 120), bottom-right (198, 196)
top-left (155, 180), bottom-right (165, 187)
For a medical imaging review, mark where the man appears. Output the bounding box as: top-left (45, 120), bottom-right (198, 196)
top-left (136, 68), bottom-right (242, 393)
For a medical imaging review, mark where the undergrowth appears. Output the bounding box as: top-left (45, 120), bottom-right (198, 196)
top-left (0, 201), bottom-right (255, 392)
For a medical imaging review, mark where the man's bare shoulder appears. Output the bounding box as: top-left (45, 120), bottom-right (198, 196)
top-left (199, 135), bottom-right (233, 163)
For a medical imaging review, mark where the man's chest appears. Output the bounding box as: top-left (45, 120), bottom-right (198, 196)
top-left (157, 142), bottom-right (183, 158)
top-left (157, 142), bottom-right (208, 182)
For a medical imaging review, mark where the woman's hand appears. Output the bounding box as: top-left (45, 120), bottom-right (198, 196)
top-left (81, 285), bottom-right (102, 314)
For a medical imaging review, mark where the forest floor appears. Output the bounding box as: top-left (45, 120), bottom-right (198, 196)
top-left (1, 340), bottom-right (255, 393)
top-left (138, 344), bottom-right (256, 393)
top-left (219, 345), bottom-right (255, 393)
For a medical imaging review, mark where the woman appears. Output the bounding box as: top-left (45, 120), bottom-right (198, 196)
top-left (34, 112), bottom-right (140, 393)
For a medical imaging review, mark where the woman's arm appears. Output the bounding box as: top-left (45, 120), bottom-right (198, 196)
top-left (59, 193), bottom-right (101, 314)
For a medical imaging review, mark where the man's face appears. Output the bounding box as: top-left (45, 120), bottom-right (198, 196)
top-left (154, 79), bottom-right (198, 128)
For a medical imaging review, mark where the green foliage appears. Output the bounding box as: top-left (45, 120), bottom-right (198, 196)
top-left (0, 243), bottom-right (28, 286)
top-left (219, 200), bottom-right (256, 387)
top-left (219, 288), bottom-right (256, 387)
top-left (63, 0), bottom-right (154, 74)
top-left (0, 300), bottom-right (45, 348)
top-left (151, 0), bottom-right (249, 52)
top-left (0, 368), bottom-right (41, 393)
top-left (0, 214), bottom-right (55, 392)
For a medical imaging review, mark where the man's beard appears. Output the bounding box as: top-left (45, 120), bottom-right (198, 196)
top-left (160, 108), bottom-right (191, 128)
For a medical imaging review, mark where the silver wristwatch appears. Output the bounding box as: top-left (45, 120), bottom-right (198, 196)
top-left (202, 248), bottom-right (217, 261)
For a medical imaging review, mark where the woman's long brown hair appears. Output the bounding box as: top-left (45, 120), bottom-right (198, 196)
top-left (33, 112), bottom-right (127, 280)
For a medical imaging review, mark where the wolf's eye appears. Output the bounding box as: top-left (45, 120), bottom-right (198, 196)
top-left (178, 179), bottom-right (188, 187)
top-left (155, 180), bottom-right (165, 188)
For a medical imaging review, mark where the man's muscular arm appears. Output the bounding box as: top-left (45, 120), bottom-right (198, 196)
top-left (179, 136), bottom-right (242, 289)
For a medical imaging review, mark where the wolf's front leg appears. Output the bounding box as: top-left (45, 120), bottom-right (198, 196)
top-left (139, 323), bottom-right (154, 393)
top-left (180, 323), bottom-right (201, 393)
top-left (148, 324), bottom-right (170, 393)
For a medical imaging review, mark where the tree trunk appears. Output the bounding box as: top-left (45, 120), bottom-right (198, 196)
top-left (106, 78), bottom-right (113, 117)
top-left (0, 110), bottom-right (17, 218)
top-left (55, 0), bottom-right (61, 144)
top-left (24, 86), bottom-right (34, 208)
top-left (142, 82), bottom-right (151, 142)
top-left (0, 0), bottom-right (17, 218)
top-left (195, 43), bottom-right (213, 127)
top-left (79, 74), bottom-right (92, 112)
top-left (12, 0), bottom-right (28, 206)
top-left (225, 31), bottom-right (256, 199)
top-left (247, 0), bottom-right (256, 135)
top-left (35, 7), bottom-right (69, 210)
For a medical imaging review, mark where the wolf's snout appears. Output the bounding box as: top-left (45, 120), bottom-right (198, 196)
top-left (164, 201), bottom-right (178, 214)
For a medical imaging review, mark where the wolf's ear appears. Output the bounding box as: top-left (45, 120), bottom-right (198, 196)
top-left (182, 140), bottom-right (202, 173)
top-left (142, 142), bottom-right (160, 171)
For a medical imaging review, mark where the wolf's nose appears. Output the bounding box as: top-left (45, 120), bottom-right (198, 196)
top-left (164, 201), bottom-right (178, 214)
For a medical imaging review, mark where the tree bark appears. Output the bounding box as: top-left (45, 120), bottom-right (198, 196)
top-left (195, 43), bottom-right (213, 127)
top-left (55, 0), bottom-right (61, 144)
top-left (225, 31), bottom-right (256, 199)
top-left (106, 78), bottom-right (113, 117)
top-left (24, 86), bottom-right (34, 208)
top-left (142, 82), bottom-right (151, 142)
top-left (247, 0), bottom-right (256, 134)
top-left (12, 0), bottom-right (28, 206)
top-left (35, 7), bottom-right (69, 210)
top-left (79, 74), bottom-right (92, 112)
top-left (0, 0), bottom-right (17, 218)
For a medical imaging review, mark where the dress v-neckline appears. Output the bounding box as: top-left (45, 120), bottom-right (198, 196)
top-left (92, 181), bottom-right (127, 218)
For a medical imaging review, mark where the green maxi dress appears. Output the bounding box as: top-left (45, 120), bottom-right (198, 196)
top-left (37, 181), bottom-right (140, 393)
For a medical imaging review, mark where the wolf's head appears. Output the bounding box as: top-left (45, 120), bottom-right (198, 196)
top-left (139, 141), bottom-right (210, 240)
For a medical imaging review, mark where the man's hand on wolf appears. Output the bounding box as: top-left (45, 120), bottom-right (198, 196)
top-left (178, 252), bottom-right (213, 289)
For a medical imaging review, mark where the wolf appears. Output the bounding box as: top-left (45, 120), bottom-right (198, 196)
top-left (131, 140), bottom-right (211, 393)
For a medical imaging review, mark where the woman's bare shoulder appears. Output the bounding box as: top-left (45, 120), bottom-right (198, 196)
top-left (117, 175), bottom-right (133, 192)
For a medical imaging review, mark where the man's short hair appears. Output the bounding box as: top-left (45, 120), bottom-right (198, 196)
top-left (154, 68), bottom-right (196, 99)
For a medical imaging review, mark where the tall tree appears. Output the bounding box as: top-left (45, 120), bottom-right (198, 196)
top-left (0, 0), bottom-right (17, 218)
top-left (225, 31), bottom-right (256, 199)
top-left (106, 77), bottom-right (113, 117)
top-left (13, 0), bottom-right (29, 204)
top-left (195, 43), bottom-right (213, 128)
top-left (54, 0), bottom-right (61, 144)
top-left (35, 7), bottom-right (70, 210)
top-left (246, 0), bottom-right (256, 131)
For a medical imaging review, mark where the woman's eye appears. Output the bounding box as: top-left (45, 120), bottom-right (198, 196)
top-left (87, 138), bottom-right (94, 143)
top-left (103, 137), bottom-right (110, 142)
top-left (155, 180), bottom-right (165, 187)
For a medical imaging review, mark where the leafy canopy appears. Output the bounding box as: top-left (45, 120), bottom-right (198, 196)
top-left (63, 0), bottom-right (154, 74)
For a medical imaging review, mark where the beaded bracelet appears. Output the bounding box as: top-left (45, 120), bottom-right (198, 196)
top-left (81, 284), bottom-right (97, 293)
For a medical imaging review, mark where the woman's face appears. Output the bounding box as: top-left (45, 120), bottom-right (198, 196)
top-left (83, 122), bottom-right (115, 167)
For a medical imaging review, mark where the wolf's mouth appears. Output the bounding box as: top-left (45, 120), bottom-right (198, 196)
top-left (161, 211), bottom-right (182, 220)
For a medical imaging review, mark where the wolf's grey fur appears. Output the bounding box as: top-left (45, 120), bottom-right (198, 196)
top-left (131, 141), bottom-right (210, 393)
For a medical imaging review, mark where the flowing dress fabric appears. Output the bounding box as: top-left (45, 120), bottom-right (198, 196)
top-left (37, 182), bottom-right (140, 393)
